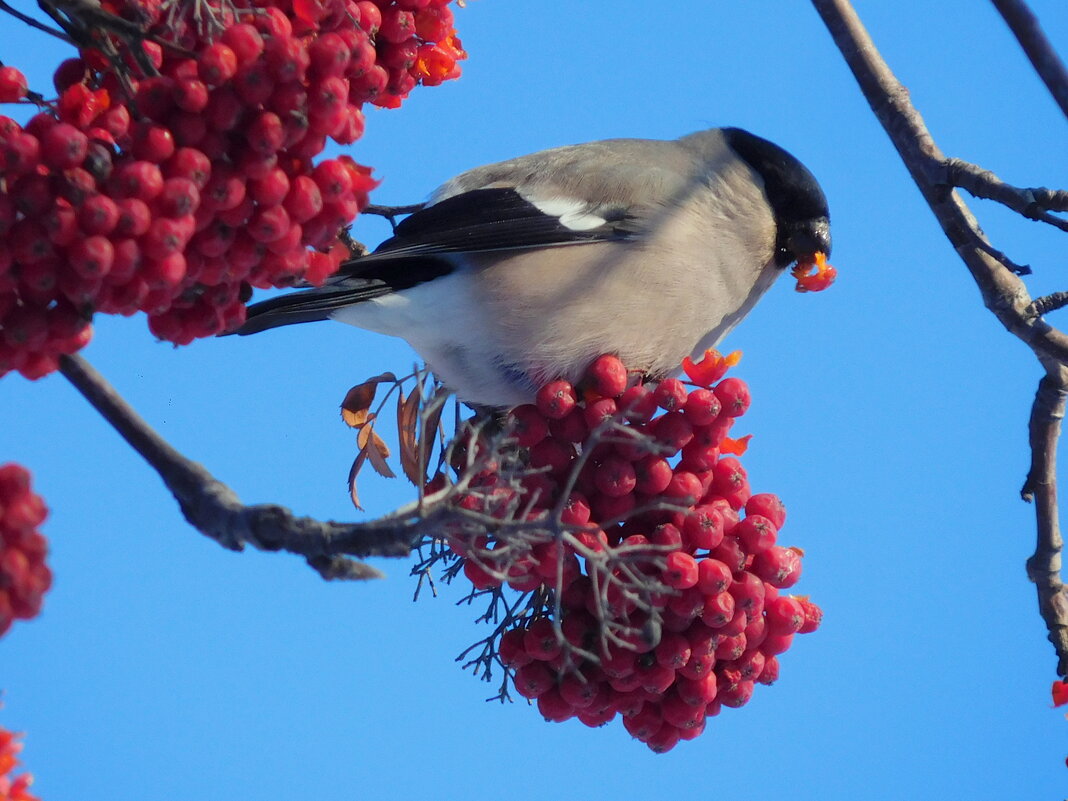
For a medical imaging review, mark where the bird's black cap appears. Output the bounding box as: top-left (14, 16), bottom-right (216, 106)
top-left (723, 127), bottom-right (831, 266)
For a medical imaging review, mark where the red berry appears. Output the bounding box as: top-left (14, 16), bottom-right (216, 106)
top-left (78, 194), bottom-right (120, 235)
top-left (593, 456), bottom-right (636, 498)
top-left (0, 66), bottom-right (28, 102)
top-left (115, 198), bottom-right (152, 237)
top-left (498, 627), bottom-right (532, 668)
top-left (585, 354), bottom-right (628, 397)
top-left (173, 78), bottom-right (210, 112)
top-left (746, 492), bottom-right (787, 529)
top-left (660, 690), bottom-right (705, 730)
top-left (752, 545), bottom-right (803, 588)
top-left (132, 123), bottom-right (176, 162)
top-left (114, 161), bottom-right (164, 200)
top-left (711, 456), bottom-right (747, 496)
top-left (68, 235), bottom-right (114, 278)
top-left (653, 377), bottom-right (687, 411)
top-left (548, 408), bottom-right (589, 443)
top-left (677, 672), bottom-right (718, 706)
top-left (645, 722), bottom-right (681, 753)
top-left (696, 557), bottom-right (732, 595)
top-left (379, 7), bottom-right (417, 43)
top-left (619, 383), bottom-right (657, 423)
top-left (40, 123), bottom-right (88, 169)
top-left (765, 596), bottom-right (805, 635)
top-left (199, 43), bottom-right (238, 85)
top-left (222, 23), bottom-right (265, 66)
top-left (700, 590), bottom-right (735, 628)
top-left (654, 411), bottom-right (694, 452)
top-left (757, 655), bottom-right (780, 684)
top-left (683, 387), bottom-right (721, 425)
top-left (633, 455), bottom-right (673, 495)
top-left (513, 661), bottom-right (554, 699)
top-left (735, 513), bottom-right (777, 554)
top-left (356, 0), bottom-right (382, 34)
top-left (654, 631), bottom-right (692, 669)
top-left (760, 632), bottom-right (795, 656)
top-left (158, 177), bottom-right (201, 217)
top-left (662, 551), bottom-right (698, 589)
top-left (523, 617), bottom-right (562, 661)
top-left (535, 379), bottom-right (577, 420)
top-left (797, 597), bottom-right (823, 633)
top-left (714, 377), bottom-right (751, 417)
top-left (728, 571), bottom-right (765, 618)
top-left (663, 470), bottom-right (702, 503)
top-left (682, 505), bottom-right (725, 551)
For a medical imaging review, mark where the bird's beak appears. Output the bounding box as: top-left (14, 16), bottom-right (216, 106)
top-left (791, 250), bottom-right (836, 293)
top-left (786, 217), bottom-right (831, 261)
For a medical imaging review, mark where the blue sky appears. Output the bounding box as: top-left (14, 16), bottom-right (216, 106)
top-left (2, 1), bottom-right (1067, 798)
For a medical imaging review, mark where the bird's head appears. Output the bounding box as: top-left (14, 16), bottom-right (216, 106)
top-left (722, 128), bottom-right (833, 281)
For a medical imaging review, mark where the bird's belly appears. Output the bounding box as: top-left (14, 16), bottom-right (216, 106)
top-left (329, 274), bottom-right (541, 407)
top-left (329, 246), bottom-right (779, 408)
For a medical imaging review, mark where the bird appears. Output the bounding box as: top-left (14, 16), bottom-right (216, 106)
top-left (234, 127), bottom-right (832, 409)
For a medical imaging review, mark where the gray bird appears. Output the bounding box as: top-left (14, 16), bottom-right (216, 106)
top-left (235, 128), bottom-right (832, 408)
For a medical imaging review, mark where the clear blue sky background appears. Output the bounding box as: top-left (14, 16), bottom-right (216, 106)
top-left (2, 1), bottom-right (1067, 798)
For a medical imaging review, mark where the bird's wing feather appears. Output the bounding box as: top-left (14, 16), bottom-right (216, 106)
top-left (236, 136), bottom-right (719, 335)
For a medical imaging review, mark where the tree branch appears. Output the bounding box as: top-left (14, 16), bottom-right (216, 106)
top-left (992, 0), bottom-right (1068, 122)
top-left (944, 158), bottom-right (1068, 232)
top-left (1021, 368), bottom-right (1068, 675)
top-left (812, 0), bottom-right (1068, 676)
top-left (57, 353), bottom-right (459, 580)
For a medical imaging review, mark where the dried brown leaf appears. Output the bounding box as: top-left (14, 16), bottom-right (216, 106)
top-left (347, 449), bottom-right (368, 510)
top-left (340, 372), bottom-right (397, 427)
top-left (398, 385), bottom-right (422, 486)
top-left (365, 428), bottom-right (395, 478)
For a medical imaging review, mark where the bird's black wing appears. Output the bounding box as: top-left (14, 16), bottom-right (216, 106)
top-left (234, 187), bottom-right (645, 335)
top-left (326, 187), bottom-right (644, 287)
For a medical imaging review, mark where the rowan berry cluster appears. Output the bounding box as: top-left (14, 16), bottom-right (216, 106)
top-left (0, 464), bottom-right (50, 639)
top-left (442, 351), bottom-right (821, 752)
top-left (0, 716), bottom-right (40, 801)
top-left (0, 0), bottom-right (465, 378)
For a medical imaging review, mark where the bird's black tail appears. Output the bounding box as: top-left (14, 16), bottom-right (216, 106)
top-left (232, 280), bottom-right (393, 335)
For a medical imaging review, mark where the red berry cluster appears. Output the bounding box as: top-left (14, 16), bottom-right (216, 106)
top-left (0, 464), bottom-right (51, 638)
top-left (0, 0), bottom-right (465, 377)
top-left (0, 716), bottom-right (40, 801)
top-left (444, 351), bottom-right (821, 752)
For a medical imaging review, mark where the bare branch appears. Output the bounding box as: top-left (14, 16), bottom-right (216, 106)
top-left (57, 353), bottom-right (456, 578)
top-left (943, 158), bottom-right (1068, 232)
top-left (1021, 368), bottom-right (1068, 675)
top-left (812, 0), bottom-right (1068, 676)
top-left (992, 0), bottom-right (1068, 122)
top-left (362, 202), bottom-right (426, 231)
top-left (1028, 292), bottom-right (1068, 319)
top-left (810, 0), bottom-right (1068, 361)
top-left (0, 1), bottom-right (73, 42)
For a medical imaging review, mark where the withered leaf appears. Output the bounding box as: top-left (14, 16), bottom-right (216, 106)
top-left (340, 372), bottom-right (397, 428)
top-left (364, 428), bottom-right (395, 478)
top-left (422, 388), bottom-right (449, 454)
top-left (398, 385), bottom-right (422, 486)
top-left (347, 449), bottom-right (368, 510)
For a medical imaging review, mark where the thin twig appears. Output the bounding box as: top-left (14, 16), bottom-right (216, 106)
top-left (992, 0), bottom-right (1068, 122)
top-left (1028, 292), bottom-right (1068, 319)
top-left (0, 0), bottom-right (73, 41)
top-left (363, 202), bottom-right (426, 231)
top-left (57, 353), bottom-right (457, 579)
top-left (944, 158), bottom-right (1068, 232)
top-left (1020, 369), bottom-right (1068, 675)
